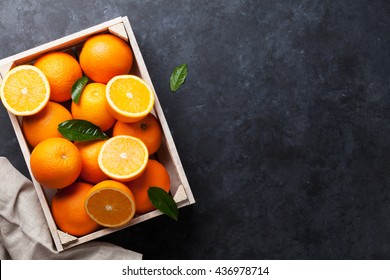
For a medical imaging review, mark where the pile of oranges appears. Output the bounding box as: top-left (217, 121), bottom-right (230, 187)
top-left (0, 33), bottom-right (172, 236)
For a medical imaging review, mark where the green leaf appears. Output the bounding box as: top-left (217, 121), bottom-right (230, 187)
top-left (170, 64), bottom-right (188, 92)
top-left (148, 187), bottom-right (178, 221)
top-left (58, 119), bottom-right (109, 142)
top-left (71, 76), bottom-right (88, 104)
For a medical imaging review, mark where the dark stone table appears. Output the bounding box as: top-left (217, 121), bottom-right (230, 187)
top-left (1, 0), bottom-right (389, 259)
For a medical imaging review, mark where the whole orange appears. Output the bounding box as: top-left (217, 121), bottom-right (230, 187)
top-left (75, 140), bottom-right (109, 184)
top-left (22, 101), bottom-right (72, 147)
top-left (113, 113), bottom-right (162, 155)
top-left (30, 137), bottom-right (82, 189)
top-left (71, 83), bottom-right (115, 131)
top-left (34, 52), bottom-right (82, 102)
top-left (79, 34), bottom-right (133, 83)
top-left (126, 159), bottom-right (170, 214)
top-left (52, 182), bottom-right (100, 236)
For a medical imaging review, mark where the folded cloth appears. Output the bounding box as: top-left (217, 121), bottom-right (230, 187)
top-left (0, 157), bottom-right (142, 260)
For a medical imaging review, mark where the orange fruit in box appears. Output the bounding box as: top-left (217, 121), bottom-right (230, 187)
top-left (0, 65), bottom-right (50, 116)
top-left (71, 83), bottom-right (115, 131)
top-left (52, 182), bottom-right (100, 236)
top-left (84, 180), bottom-right (136, 227)
top-left (79, 34), bottom-right (133, 83)
top-left (22, 101), bottom-right (72, 147)
top-left (113, 113), bottom-right (163, 155)
top-left (98, 135), bottom-right (148, 182)
top-left (127, 159), bottom-right (171, 214)
top-left (34, 52), bottom-right (82, 102)
top-left (75, 140), bottom-right (109, 184)
top-left (106, 75), bottom-right (155, 123)
top-left (30, 137), bottom-right (82, 189)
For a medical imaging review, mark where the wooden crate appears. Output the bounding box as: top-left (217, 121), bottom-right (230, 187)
top-left (0, 16), bottom-right (195, 252)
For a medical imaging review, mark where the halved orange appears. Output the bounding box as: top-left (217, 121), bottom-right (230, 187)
top-left (98, 135), bottom-right (148, 182)
top-left (106, 75), bottom-right (155, 123)
top-left (84, 180), bottom-right (136, 227)
top-left (0, 65), bottom-right (50, 116)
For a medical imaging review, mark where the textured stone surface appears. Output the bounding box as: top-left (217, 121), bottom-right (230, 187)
top-left (1, 0), bottom-right (390, 259)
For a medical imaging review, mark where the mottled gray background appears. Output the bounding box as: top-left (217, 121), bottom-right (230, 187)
top-left (1, 0), bottom-right (390, 259)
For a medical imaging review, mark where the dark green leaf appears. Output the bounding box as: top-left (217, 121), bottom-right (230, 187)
top-left (71, 76), bottom-right (88, 104)
top-left (58, 119), bottom-right (109, 141)
top-left (148, 187), bottom-right (178, 221)
top-left (170, 64), bottom-right (188, 92)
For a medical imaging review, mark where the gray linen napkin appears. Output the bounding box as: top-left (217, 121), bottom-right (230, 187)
top-left (0, 156), bottom-right (142, 260)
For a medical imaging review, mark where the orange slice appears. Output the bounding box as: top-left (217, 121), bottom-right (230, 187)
top-left (0, 65), bottom-right (50, 116)
top-left (106, 75), bottom-right (155, 123)
top-left (98, 135), bottom-right (148, 182)
top-left (84, 180), bottom-right (136, 227)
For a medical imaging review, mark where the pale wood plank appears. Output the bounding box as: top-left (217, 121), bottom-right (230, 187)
top-left (0, 62), bottom-right (14, 82)
top-left (108, 23), bottom-right (129, 42)
top-left (57, 230), bottom-right (78, 245)
top-left (63, 210), bottom-right (164, 250)
top-left (156, 137), bottom-right (183, 195)
top-left (65, 195), bottom-right (191, 250)
top-left (173, 184), bottom-right (188, 203)
top-left (122, 17), bottom-right (151, 82)
top-left (7, 111), bottom-right (64, 252)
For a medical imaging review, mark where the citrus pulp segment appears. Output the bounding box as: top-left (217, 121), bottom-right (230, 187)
top-left (106, 75), bottom-right (155, 123)
top-left (98, 135), bottom-right (148, 182)
top-left (0, 65), bottom-right (50, 116)
top-left (84, 180), bottom-right (136, 227)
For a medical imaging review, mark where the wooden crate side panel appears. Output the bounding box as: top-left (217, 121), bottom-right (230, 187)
top-left (62, 196), bottom-right (189, 250)
top-left (108, 23), bottom-right (129, 42)
top-left (59, 182), bottom-right (189, 249)
top-left (0, 62), bottom-right (14, 83)
top-left (63, 210), bottom-right (163, 250)
top-left (122, 16), bottom-right (195, 204)
top-left (156, 137), bottom-right (182, 187)
top-left (7, 111), bottom-right (64, 251)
